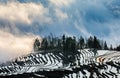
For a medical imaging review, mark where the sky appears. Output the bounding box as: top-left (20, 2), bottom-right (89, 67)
top-left (0, 0), bottom-right (120, 62)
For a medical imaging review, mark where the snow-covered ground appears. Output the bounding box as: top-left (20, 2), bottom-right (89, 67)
top-left (97, 50), bottom-right (110, 55)
top-left (0, 49), bottom-right (120, 78)
top-left (96, 50), bottom-right (120, 63)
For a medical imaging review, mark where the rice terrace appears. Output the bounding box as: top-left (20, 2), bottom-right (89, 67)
top-left (0, 0), bottom-right (120, 78)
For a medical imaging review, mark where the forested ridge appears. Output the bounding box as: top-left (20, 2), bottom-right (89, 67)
top-left (34, 34), bottom-right (113, 52)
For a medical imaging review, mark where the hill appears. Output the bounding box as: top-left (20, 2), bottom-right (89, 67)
top-left (0, 49), bottom-right (120, 78)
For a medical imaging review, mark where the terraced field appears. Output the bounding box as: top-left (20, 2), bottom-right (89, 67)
top-left (0, 49), bottom-right (120, 78)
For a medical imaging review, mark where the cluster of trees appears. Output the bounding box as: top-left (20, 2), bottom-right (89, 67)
top-left (115, 45), bottom-right (120, 51)
top-left (34, 34), bottom-right (111, 52)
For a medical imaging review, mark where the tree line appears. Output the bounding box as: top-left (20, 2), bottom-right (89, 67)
top-left (115, 45), bottom-right (120, 51)
top-left (33, 34), bottom-right (113, 52)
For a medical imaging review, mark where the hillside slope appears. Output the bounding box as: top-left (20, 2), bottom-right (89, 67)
top-left (0, 49), bottom-right (120, 78)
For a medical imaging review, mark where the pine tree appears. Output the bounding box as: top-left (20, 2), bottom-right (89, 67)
top-left (104, 41), bottom-right (108, 50)
top-left (62, 34), bottom-right (66, 52)
top-left (87, 36), bottom-right (94, 49)
top-left (116, 45), bottom-right (120, 51)
top-left (34, 38), bottom-right (40, 51)
top-left (93, 36), bottom-right (101, 50)
top-left (110, 44), bottom-right (113, 50)
top-left (79, 36), bottom-right (84, 49)
top-left (71, 36), bottom-right (76, 52)
top-left (41, 38), bottom-right (48, 50)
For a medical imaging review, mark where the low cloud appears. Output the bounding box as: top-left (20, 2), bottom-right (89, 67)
top-left (0, 30), bottom-right (40, 63)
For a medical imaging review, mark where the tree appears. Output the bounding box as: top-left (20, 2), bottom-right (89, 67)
top-left (62, 34), bottom-right (66, 52)
top-left (115, 45), bottom-right (120, 51)
top-left (34, 38), bottom-right (40, 51)
top-left (41, 38), bottom-right (48, 50)
top-left (93, 36), bottom-right (101, 50)
top-left (44, 39), bottom-right (48, 50)
top-left (57, 39), bottom-right (62, 49)
top-left (63, 36), bottom-right (76, 53)
top-left (71, 36), bottom-right (76, 52)
top-left (39, 34), bottom-right (110, 52)
top-left (110, 44), bottom-right (113, 50)
top-left (79, 36), bottom-right (85, 49)
top-left (65, 37), bottom-right (72, 52)
top-left (87, 36), bottom-right (94, 49)
top-left (104, 41), bottom-right (108, 50)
